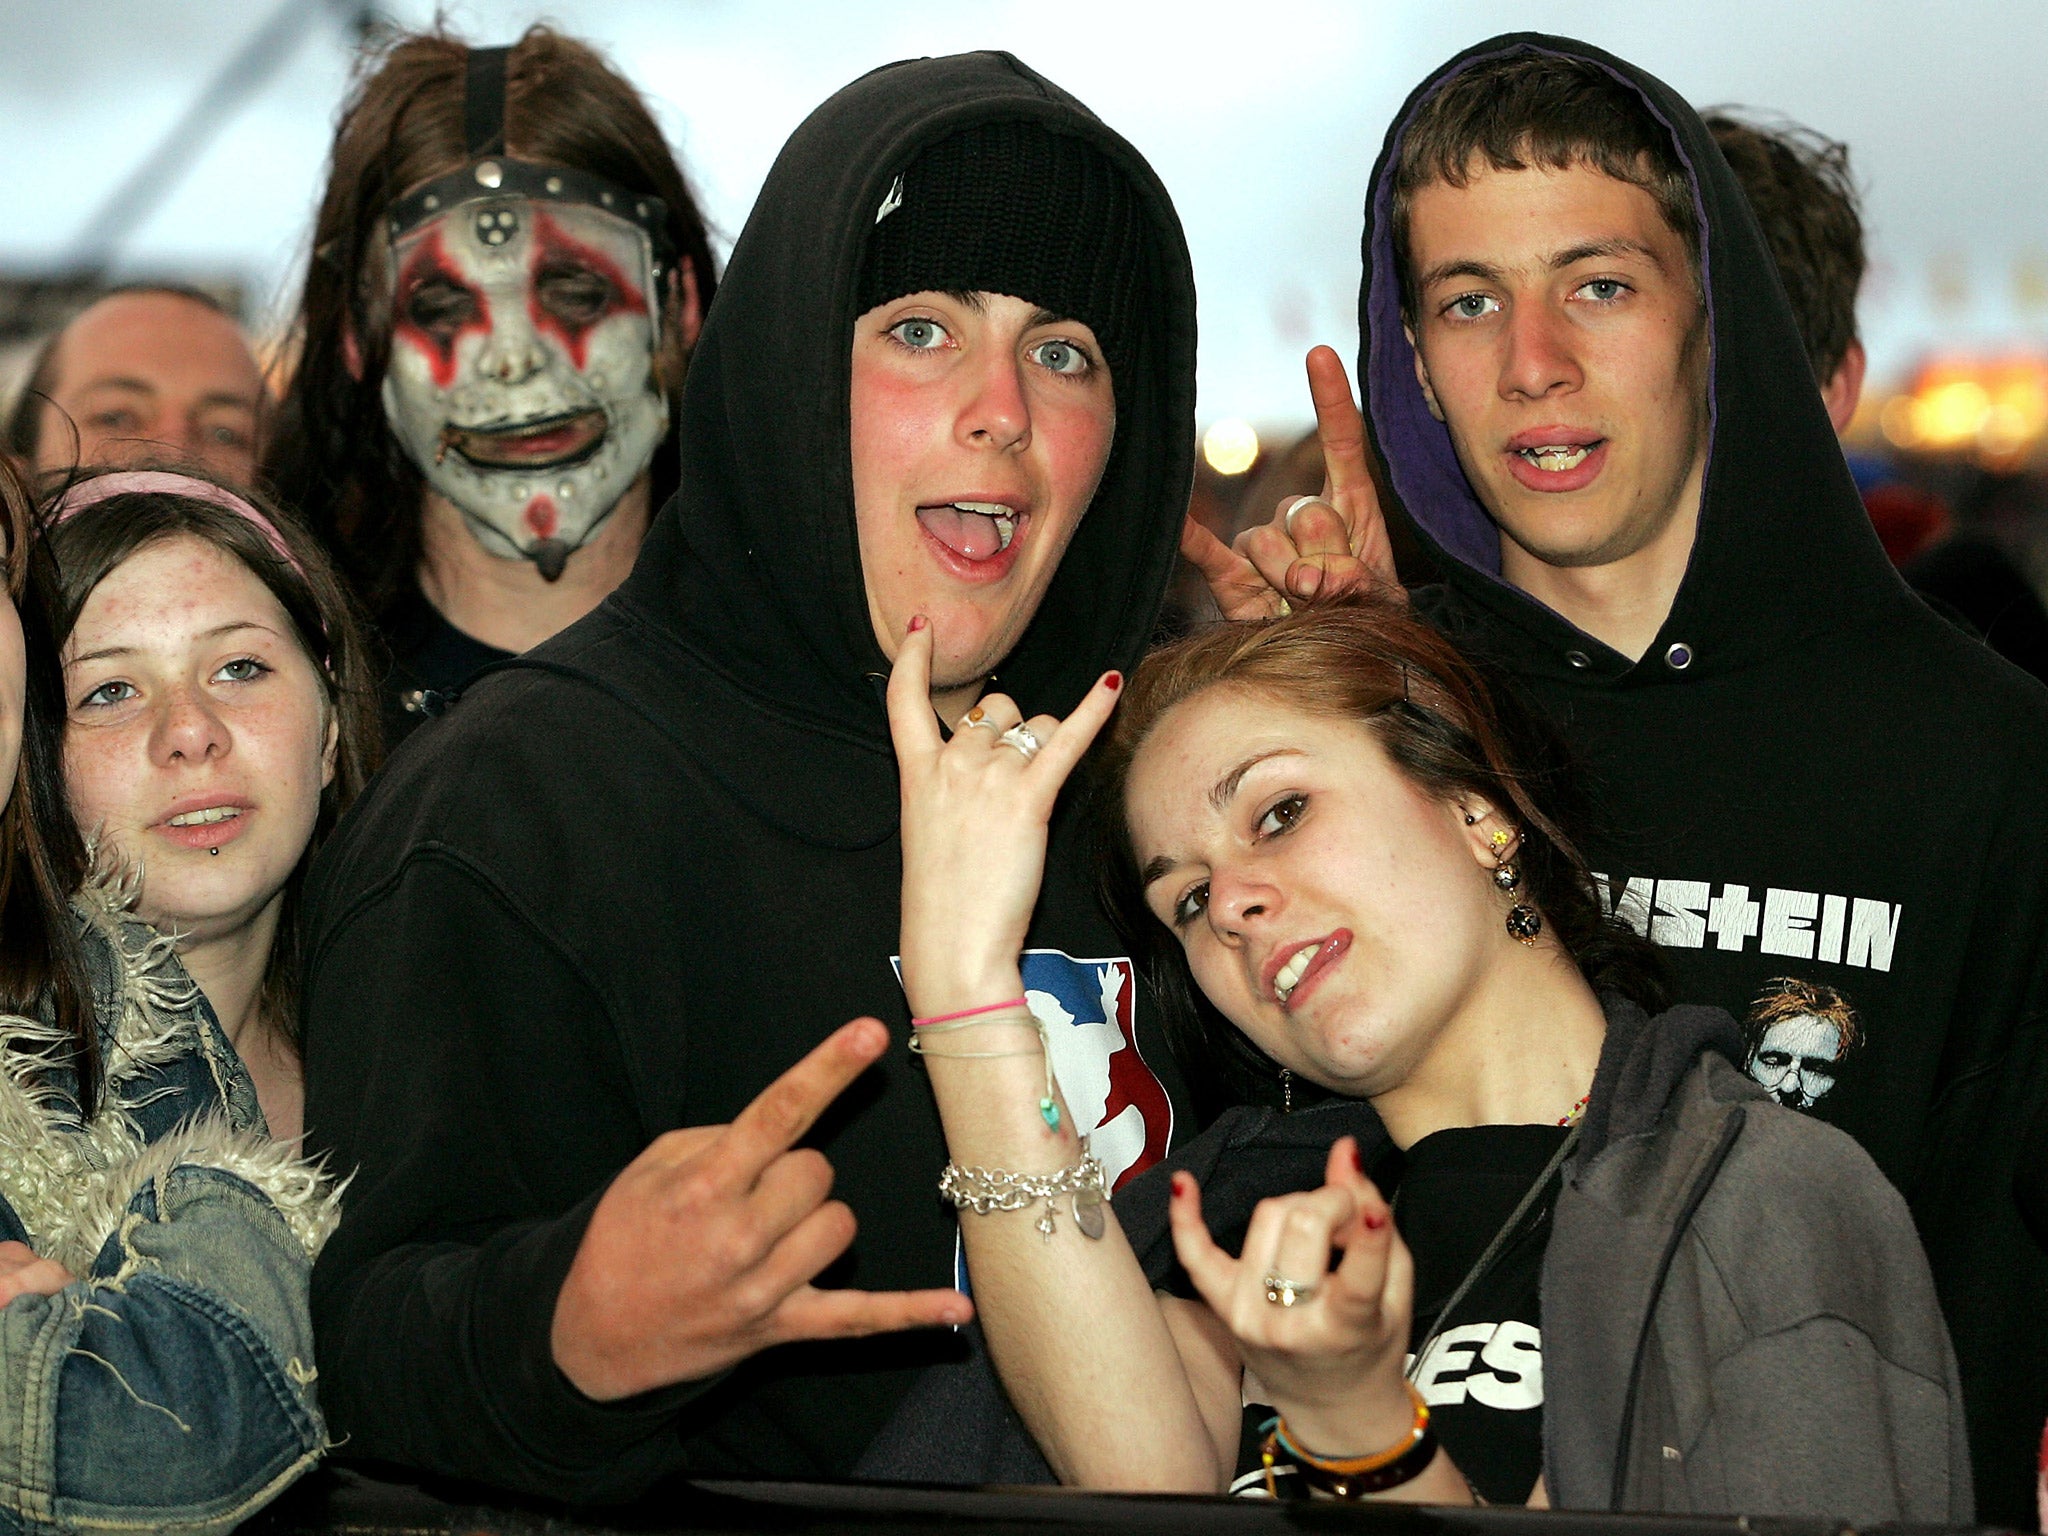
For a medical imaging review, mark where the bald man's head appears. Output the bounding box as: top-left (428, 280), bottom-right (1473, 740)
top-left (8, 288), bottom-right (266, 486)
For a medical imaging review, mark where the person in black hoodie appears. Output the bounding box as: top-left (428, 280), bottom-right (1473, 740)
top-left (1197, 36), bottom-right (2048, 1523)
top-left (297, 53), bottom-right (1195, 1502)
top-left (1196, 36), bottom-right (2039, 1531)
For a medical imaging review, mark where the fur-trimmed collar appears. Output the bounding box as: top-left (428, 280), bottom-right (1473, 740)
top-left (0, 876), bottom-right (338, 1275)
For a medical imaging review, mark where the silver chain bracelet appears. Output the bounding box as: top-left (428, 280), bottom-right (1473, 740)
top-left (940, 1152), bottom-right (1108, 1241)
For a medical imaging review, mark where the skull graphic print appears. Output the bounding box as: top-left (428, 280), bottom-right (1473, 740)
top-left (382, 194), bottom-right (668, 579)
top-left (1743, 976), bottom-right (1862, 1111)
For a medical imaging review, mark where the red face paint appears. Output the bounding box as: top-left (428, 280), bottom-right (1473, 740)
top-left (392, 228), bottom-right (492, 390)
top-left (524, 496), bottom-right (560, 538)
top-left (527, 209), bottom-right (649, 371)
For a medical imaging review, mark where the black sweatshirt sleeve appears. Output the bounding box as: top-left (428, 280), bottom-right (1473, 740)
top-left (303, 849), bottom-right (700, 1503)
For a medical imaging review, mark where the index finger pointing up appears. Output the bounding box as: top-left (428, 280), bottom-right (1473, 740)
top-left (884, 616), bottom-right (944, 762)
top-left (1307, 346), bottom-right (1371, 536)
top-left (714, 1018), bottom-right (891, 1190)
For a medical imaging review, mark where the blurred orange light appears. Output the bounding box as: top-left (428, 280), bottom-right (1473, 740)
top-left (1878, 354), bottom-right (2048, 462)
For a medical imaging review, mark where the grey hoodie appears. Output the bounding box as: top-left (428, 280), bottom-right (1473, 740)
top-left (864, 1000), bottom-right (1970, 1523)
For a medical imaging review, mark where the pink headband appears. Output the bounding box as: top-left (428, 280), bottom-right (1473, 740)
top-left (49, 471), bottom-right (307, 580)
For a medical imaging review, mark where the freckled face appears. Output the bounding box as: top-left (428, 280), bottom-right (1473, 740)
top-left (1125, 689), bottom-right (1503, 1095)
top-left (61, 536), bottom-right (336, 945)
top-left (850, 290), bottom-right (1115, 693)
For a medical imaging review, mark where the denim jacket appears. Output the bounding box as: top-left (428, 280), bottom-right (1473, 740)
top-left (0, 880), bottom-right (338, 1535)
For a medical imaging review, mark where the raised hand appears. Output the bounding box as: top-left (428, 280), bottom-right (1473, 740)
top-left (1184, 346), bottom-right (1401, 621)
top-left (551, 1017), bottom-right (974, 1401)
top-left (887, 614), bottom-right (1122, 1018)
top-left (0, 1241), bottom-right (72, 1307)
top-left (1168, 1136), bottom-right (1417, 1456)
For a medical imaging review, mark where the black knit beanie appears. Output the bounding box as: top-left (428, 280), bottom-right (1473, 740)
top-left (858, 119), bottom-right (1148, 384)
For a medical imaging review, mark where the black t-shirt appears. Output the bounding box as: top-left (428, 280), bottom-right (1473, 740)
top-left (1231, 1123), bottom-right (1565, 1504)
top-left (1401, 1123), bottom-right (1564, 1503)
top-left (379, 583), bottom-right (513, 748)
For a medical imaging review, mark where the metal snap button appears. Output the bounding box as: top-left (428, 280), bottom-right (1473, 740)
top-left (1566, 650), bottom-right (1592, 670)
top-left (1664, 642), bottom-right (1695, 671)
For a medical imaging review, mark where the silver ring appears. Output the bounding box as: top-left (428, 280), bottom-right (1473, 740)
top-left (998, 724), bottom-right (1042, 762)
top-left (958, 714), bottom-right (1003, 737)
top-left (1262, 1273), bottom-right (1317, 1307)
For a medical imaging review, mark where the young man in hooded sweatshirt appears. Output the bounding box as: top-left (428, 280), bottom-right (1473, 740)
top-left (297, 54), bottom-right (1197, 1503)
top-left (1198, 37), bottom-right (2048, 1523)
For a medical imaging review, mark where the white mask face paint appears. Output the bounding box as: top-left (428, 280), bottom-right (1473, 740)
top-left (382, 197), bottom-right (667, 579)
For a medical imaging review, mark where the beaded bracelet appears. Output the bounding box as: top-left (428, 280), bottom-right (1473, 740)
top-left (1260, 1382), bottom-right (1437, 1499)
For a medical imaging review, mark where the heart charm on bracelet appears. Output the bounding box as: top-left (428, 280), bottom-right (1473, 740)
top-left (1073, 1184), bottom-right (1106, 1240)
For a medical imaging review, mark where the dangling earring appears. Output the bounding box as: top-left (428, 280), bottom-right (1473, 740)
top-left (1505, 901), bottom-right (1542, 945)
top-left (1489, 826), bottom-right (1542, 945)
top-left (1280, 1067), bottom-right (1294, 1114)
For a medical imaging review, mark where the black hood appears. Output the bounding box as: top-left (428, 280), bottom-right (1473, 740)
top-left (1360, 33), bottom-right (1913, 686)
top-left (616, 51), bottom-right (1196, 743)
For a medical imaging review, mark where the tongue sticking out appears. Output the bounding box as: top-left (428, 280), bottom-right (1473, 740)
top-left (918, 505), bottom-right (1005, 561)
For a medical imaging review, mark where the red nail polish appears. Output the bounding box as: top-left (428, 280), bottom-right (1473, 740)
top-left (1105, 672), bottom-right (1123, 692)
top-left (908, 615), bottom-right (927, 633)
top-left (1171, 1171), bottom-right (1190, 1197)
top-left (1363, 1210), bottom-right (1387, 1231)
top-left (1350, 1141), bottom-right (1365, 1175)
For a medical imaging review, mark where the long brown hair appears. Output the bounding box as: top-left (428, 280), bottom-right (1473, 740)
top-left (0, 456), bottom-right (93, 1105)
top-left (264, 24), bottom-right (720, 622)
top-left (44, 468), bottom-right (382, 1044)
top-left (1094, 601), bottom-right (1667, 1116)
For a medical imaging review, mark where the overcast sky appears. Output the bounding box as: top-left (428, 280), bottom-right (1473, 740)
top-left (4, 0), bottom-right (2043, 427)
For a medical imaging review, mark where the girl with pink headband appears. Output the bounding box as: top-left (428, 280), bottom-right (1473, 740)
top-left (43, 466), bottom-right (379, 1140)
top-left (0, 455), bottom-right (341, 1528)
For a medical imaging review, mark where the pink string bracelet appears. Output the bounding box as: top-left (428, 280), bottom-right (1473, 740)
top-left (908, 995), bottom-right (1063, 1132)
top-left (911, 996), bottom-right (1028, 1029)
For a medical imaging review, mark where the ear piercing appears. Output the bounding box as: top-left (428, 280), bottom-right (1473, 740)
top-left (1487, 824), bottom-right (1540, 944)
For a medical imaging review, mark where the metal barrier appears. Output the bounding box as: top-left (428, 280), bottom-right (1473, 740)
top-left (239, 1467), bottom-right (2006, 1536)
